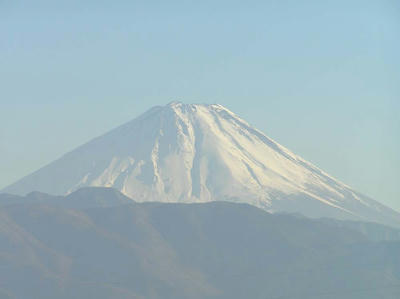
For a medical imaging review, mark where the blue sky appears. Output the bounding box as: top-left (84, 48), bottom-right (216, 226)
top-left (1, 1), bottom-right (399, 210)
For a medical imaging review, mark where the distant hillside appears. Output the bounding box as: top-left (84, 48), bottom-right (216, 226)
top-left (0, 187), bottom-right (400, 299)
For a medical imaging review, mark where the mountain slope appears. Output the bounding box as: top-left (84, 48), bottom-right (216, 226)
top-left (3, 102), bottom-right (399, 227)
top-left (1, 188), bottom-right (400, 299)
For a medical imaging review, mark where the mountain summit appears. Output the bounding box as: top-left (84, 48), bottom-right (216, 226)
top-left (3, 102), bottom-right (400, 227)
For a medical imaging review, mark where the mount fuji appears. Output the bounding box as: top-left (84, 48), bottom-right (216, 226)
top-left (3, 102), bottom-right (400, 227)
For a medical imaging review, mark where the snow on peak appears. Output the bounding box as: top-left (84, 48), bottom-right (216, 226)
top-left (3, 102), bottom-right (400, 227)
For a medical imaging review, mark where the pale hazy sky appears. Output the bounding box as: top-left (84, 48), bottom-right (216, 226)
top-left (1, 1), bottom-right (399, 210)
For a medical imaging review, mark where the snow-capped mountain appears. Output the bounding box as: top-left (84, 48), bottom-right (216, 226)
top-left (3, 102), bottom-right (400, 227)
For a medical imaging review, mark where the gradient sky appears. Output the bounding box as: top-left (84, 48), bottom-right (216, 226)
top-left (1, 1), bottom-right (399, 210)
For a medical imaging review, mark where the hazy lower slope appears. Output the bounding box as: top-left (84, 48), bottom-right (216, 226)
top-left (1, 188), bottom-right (400, 299)
top-left (3, 102), bottom-right (399, 227)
